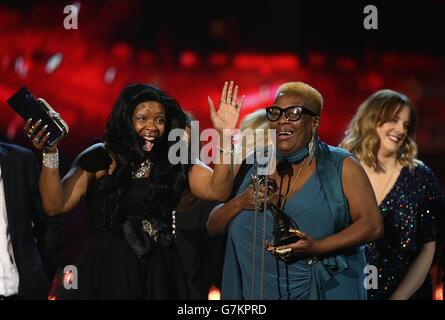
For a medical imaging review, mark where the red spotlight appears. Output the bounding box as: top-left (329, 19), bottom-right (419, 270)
top-left (367, 72), bottom-right (384, 90)
top-left (307, 52), bottom-right (327, 67)
top-left (434, 283), bottom-right (444, 300)
top-left (208, 285), bottom-right (221, 300)
top-left (47, 274), bottom-right (59, 300)
top-left (336, 56), bottom-right (357, 72)
top-left (209, 52), bottom-right (229, 67)
top-left (271, 54), bottom-right (300, 70)
top-left (137, 50), bottom-right (156, 65)
top-left (180, 51), bottom-right (199, 68)
top-left (234, 54), bottom-right (299, 75)
top-left (112, 43), bottom-right (132, 60)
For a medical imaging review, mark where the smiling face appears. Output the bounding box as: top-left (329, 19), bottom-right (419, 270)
top-left (132, 101), bottom-right (166, 152)
top-left (269, 92), bottom-right (319, 154)
top-left (376, 105), bottom-right (411, 158)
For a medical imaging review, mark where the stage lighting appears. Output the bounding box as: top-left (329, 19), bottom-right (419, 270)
top-left (14, 56), bottom-right (28, 78)
top-left (104, 67), bottom-right (117, 84)
top-left (45, 53), bottom-right (63, 74)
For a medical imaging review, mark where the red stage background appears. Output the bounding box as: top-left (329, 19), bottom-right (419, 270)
top-left (0, 0), bottom-right (444, 300)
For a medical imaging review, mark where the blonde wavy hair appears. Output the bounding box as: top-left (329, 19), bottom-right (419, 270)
top-left (237, 109), bottom-right (270, 159)
top-left (339, 89), bottom-right (417, 172)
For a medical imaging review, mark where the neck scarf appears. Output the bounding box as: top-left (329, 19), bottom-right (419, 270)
top-left (276, 145), bottom-right (309, 164)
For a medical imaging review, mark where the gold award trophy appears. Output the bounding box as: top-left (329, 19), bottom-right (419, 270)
top-left (251, 175), bottom-right (301, 262)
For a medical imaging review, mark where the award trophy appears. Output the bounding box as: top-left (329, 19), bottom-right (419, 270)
top-left (251, 174), bottom-right (302, 261)
top-left (268, 202), bottom-right (301, 247)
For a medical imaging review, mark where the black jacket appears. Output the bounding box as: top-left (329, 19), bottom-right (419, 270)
top-left (0, 142), bottom-right (63, 299)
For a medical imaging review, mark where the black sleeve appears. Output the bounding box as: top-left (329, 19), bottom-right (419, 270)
top-left (73, 143), bottom-right (112, 173)
top-left (26, 150), bottom-right (64, 282)
top-left (417, 165), bottom-right (444, 246)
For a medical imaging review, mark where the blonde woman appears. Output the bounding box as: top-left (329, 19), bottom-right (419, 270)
top-left (340, 89), bottom-right (444, 300)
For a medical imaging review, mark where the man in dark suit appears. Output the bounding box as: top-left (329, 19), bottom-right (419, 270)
top-left (0, 141), bottom-right (63, 299)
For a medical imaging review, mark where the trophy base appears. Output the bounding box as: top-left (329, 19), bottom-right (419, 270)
top-left (268, 233), bottom-right (301, 247)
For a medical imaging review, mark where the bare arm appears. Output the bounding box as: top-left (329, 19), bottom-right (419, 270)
top-left (282, 156), bottom-right (383, 256)
top-left (39, 164), bottom-right (93, 216)
top-left (24, 119), bottom-right (94, 216)
top-left (189, 139), bottom-right (248, 202)
top-left (206, 185), bottom-right (260, 235)
top-left (188, 138), bottom-right (235, 201)
top-left (207, 201), bottom-right (240, 236)
top-left (389, 241), bottom-right (436, 300)
top-left (191, 81), bottom-right (245, 201)
top-left (313, 156), bottom-right (383, 255)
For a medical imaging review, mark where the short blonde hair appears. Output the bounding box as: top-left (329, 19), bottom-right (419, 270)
top-left (277, 82), bottom-right (323, 114)
top-left (339, 89), bottom-right (417, 172)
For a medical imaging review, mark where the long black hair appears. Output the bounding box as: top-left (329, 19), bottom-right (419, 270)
top-left (94, 83), bottom-right (188, 228)
top-left (105, 83), bottom-right (186, 168)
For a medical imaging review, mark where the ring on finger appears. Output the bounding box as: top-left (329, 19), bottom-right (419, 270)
top-left (24, 128), bottom-right (32, 138)
top-left (33, 136), bottom-right (41, 144)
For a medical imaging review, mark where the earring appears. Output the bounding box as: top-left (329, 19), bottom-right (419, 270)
top-left (308, 129), bottom-right (316, 164)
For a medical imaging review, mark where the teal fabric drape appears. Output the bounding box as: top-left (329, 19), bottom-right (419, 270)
top-left (221, 140), bottom-right (367, 300)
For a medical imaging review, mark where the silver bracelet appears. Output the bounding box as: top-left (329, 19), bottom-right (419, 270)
top-left (42, 150), bottom-right (59, 169)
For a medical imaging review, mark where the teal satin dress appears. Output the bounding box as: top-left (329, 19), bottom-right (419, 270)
top-left (221, 141), bottom-right (367, 300)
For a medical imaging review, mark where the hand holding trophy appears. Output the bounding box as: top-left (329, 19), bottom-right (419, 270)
top-left (250, 174), bottom-right (304, 263)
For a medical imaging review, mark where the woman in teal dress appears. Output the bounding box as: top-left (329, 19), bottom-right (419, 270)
top-left (207, 82), bottom-right (384, 300)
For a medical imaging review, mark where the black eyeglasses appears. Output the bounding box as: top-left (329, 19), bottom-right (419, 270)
top-left (265, 105), bottom-right (319, 121)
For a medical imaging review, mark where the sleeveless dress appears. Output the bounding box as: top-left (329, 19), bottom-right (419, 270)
top-left (56, 144), bottom-right (190, 299)
top-left (222, 143), bottom-right (367, 300)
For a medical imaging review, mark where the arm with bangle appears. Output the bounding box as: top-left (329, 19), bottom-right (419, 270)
top-left (39, 147), bottom-right (92, 216)
top-left (188, 81), bottom-right (244, 202)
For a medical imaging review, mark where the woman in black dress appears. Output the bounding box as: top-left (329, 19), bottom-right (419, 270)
top-left (25, 81), bottom-right (244, 299)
